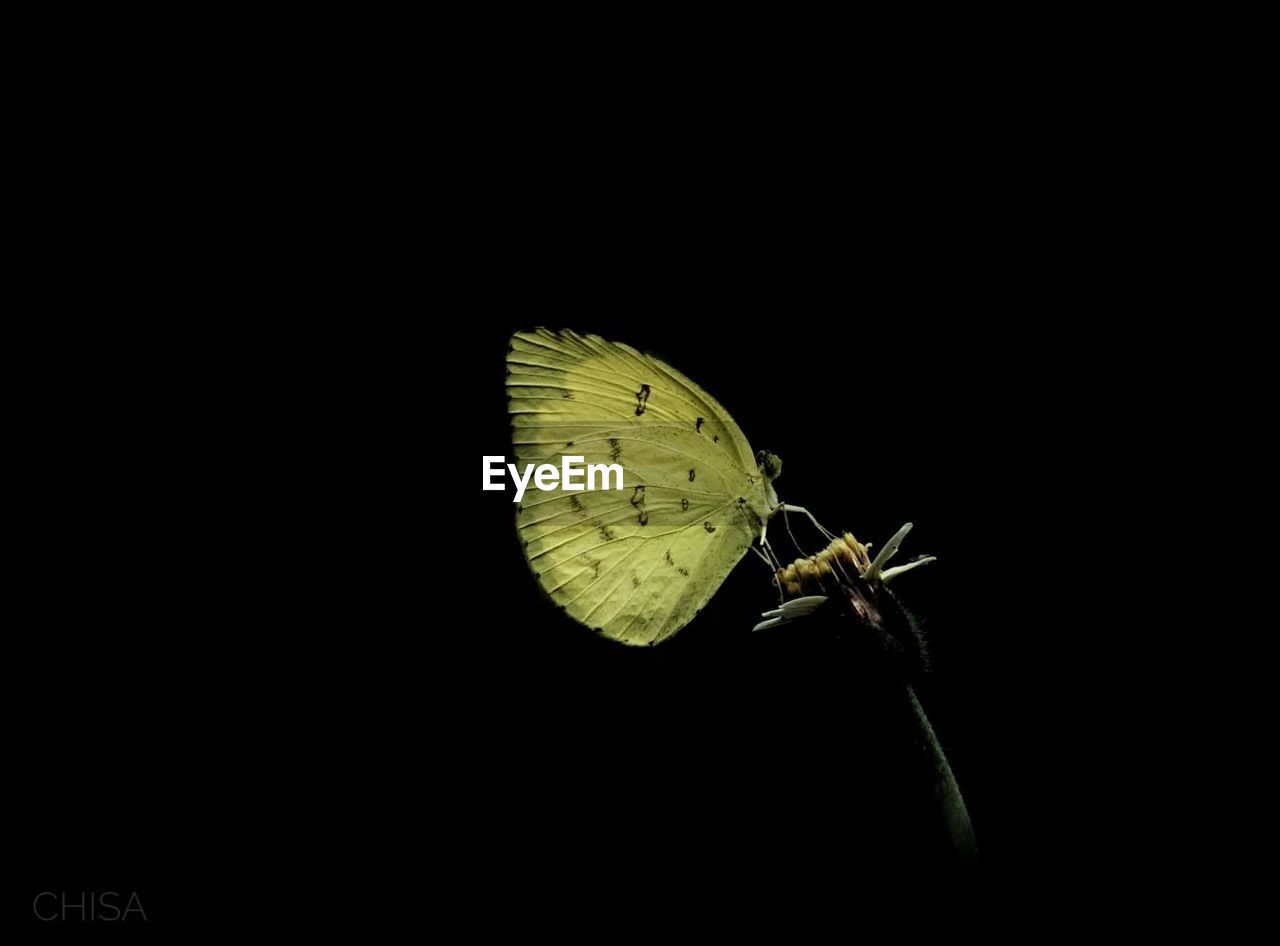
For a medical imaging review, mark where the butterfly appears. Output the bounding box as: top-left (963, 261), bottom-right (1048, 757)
top-left (508, 328), bottom-right (853, 645)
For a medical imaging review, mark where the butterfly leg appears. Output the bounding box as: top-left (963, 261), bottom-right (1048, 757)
top-left (775, 504), bottom-right (839, 541)
top-left (750, 544), bottom-right (786, 605)
top-left (760, 515), bottom-right (778, 550)
top-left (761, 536), bottom-right (784, 573)
top-left (777, 505), bottom-right (859, 586)
top-left (781, 504), bottom-right (811, 558)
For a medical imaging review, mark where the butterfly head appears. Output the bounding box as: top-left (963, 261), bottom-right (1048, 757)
top-left (755, 449), bottom-right (783, 483)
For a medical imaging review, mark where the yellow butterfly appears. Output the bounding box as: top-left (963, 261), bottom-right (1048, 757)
top-left (507, 328), bottom-right (929, 645)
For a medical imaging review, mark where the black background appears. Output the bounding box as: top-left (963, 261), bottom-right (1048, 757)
top-left (446, 78), bottom-right (1175, 917)
top-left (8, 35), bottom-right (1220, 934)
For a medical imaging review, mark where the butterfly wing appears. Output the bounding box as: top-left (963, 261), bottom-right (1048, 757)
top-left (507, 328), bottom-right (771, 645)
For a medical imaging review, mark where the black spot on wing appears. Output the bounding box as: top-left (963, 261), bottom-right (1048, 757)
top-left (688, 468), bottom-right (696, 482)
top-left (632, 576), bottom-right (641, 589)
top-left (664, 551), bottom-right (674, 566)
top-left (703, 521), bottom-right (716, 533)
top-left (681, 498), bottom-right (689, 511)
top-left (609, 438), bottom-right (622, 462)
top-left (630, 485), bottom-right (648, 525)
top-left (695, 417), bottom-right (704, 432)
top-left (634, 383), bottom-right (651, 416)
top-left (678, 566), bottom-right (689, 577)
top-left (597, 524), bottom-right (616, 541)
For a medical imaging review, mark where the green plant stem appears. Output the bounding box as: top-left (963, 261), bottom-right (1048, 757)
top-left (906, 684), bottom-right (979, 865)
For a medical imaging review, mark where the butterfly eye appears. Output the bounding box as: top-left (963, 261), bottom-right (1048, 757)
top-left (755, 450), bottom-right (782, 480)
